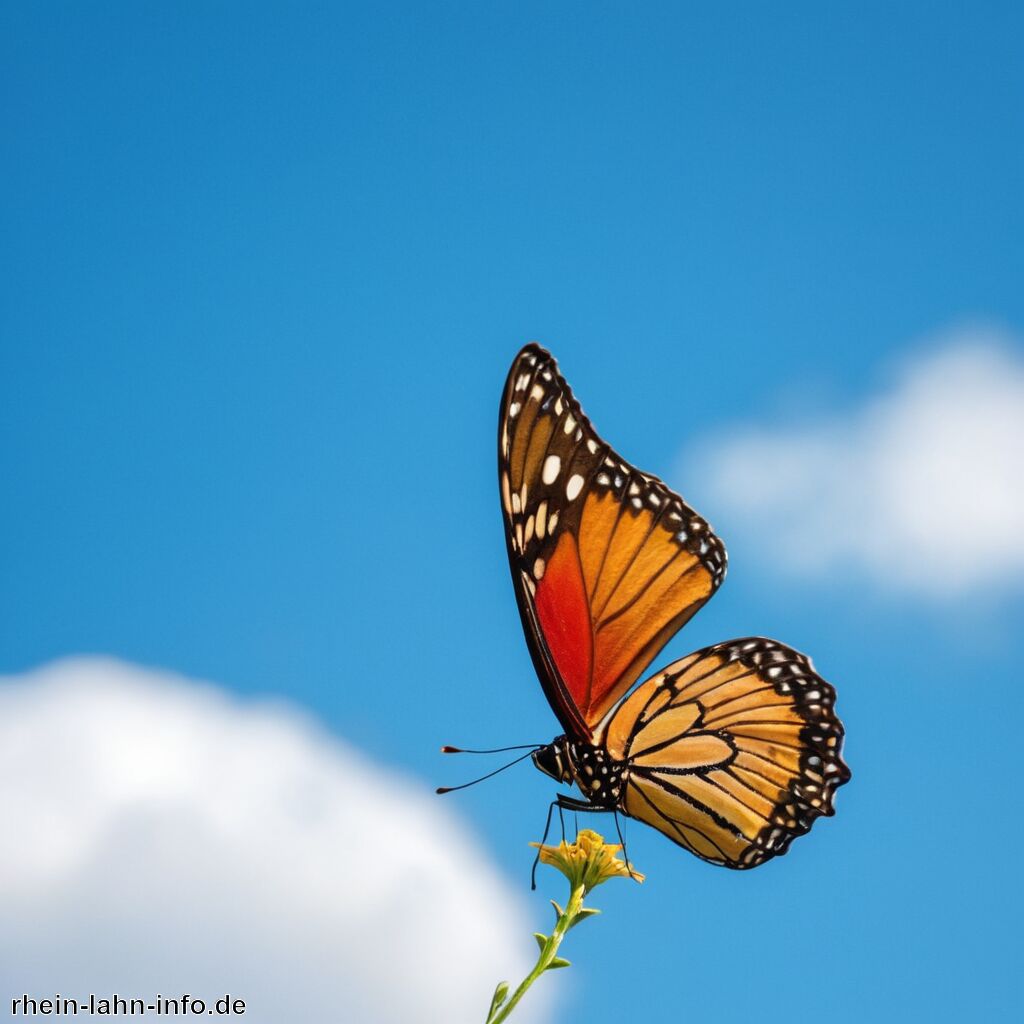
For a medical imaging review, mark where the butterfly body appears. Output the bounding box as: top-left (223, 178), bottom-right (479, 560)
top-left (497, 343), bottom-right (850, 869)
top-left (533, 736), bottom-right (626, 809)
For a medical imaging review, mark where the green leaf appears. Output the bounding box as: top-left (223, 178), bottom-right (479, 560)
top-left (549, 899), bottom-right (565, 920)
top-left (533, 932), bottom-right (548, 951)
top-left (568, 906), bottom-right (601, 929)
top-left (487, 981), bottom-right (509, 1019)
top-left (547, 957), bottom-right (572, 970)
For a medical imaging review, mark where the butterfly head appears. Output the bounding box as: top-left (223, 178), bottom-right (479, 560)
top-left (532, 736), bottom-right (574, 784)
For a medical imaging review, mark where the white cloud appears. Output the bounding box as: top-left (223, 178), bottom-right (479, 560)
top-left (685, 327), bottom-right (1024, 597)
top-left (0, 658), bottom-right (547, 1023)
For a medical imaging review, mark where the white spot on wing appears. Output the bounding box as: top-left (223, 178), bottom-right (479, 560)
top-left (536, 501), bottom-right (548, 538)
top-left (566, 474), bottom-right (584, 501)
top-left (534, 557), bottom-right (545, 580)
top-left (542, 454), bottom-right (561, 484)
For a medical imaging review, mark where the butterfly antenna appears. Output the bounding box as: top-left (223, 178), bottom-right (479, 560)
top-left (441, 744), bottom-right (541, 754)
top-left (436, 747), bottom-right (539, 794)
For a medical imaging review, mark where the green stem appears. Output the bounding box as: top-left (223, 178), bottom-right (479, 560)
top-left (485, 882), bottom-right (586, 1024)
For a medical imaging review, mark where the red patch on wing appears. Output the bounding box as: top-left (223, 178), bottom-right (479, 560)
top-left (534, 531), bottom-right (593, 717)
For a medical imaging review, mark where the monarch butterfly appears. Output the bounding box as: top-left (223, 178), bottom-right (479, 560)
top-left (444, 344), bottom-right (850, 871)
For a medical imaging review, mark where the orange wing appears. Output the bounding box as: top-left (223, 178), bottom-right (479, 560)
top-left (499, 344), bottom-right (726, 739)
top-left (605, 637), bottom-right (850, 868)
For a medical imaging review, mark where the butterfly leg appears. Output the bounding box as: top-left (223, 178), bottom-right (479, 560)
top-left (612, 808), bottom-right (635, 878)
top-left (533, 795), bottom-right (619, 888)
top-left (554, 794), bottom-right (632, 863)
top-left (531, 799), bottom-right (559, 891)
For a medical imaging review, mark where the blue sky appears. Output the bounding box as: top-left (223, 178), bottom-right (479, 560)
top-left (2, 4), bottom-right (1022, 1022)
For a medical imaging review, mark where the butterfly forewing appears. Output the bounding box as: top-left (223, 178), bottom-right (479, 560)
top-left (499, 344), bottom-right (727, 739)
top-left (606, 637), bottom-right (850, 868)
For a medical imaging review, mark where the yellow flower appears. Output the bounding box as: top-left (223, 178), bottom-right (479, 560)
top-left (530, 829), bottom-right (644, 892)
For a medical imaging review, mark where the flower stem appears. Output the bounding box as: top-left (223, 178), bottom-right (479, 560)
top-left (485, 882), bottom-right (586, 1024)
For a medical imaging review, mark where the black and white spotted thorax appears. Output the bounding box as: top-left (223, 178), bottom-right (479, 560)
top-left (532, 735), bottom-right (627, 809)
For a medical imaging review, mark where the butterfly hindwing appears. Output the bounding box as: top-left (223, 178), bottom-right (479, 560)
top-left (499, 344), bottom-right (727, 739)
top-left (604, 637), bottom-right (850, 868)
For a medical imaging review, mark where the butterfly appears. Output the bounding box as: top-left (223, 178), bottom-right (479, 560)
top-left (489, 343), bottom-right (850, 869)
